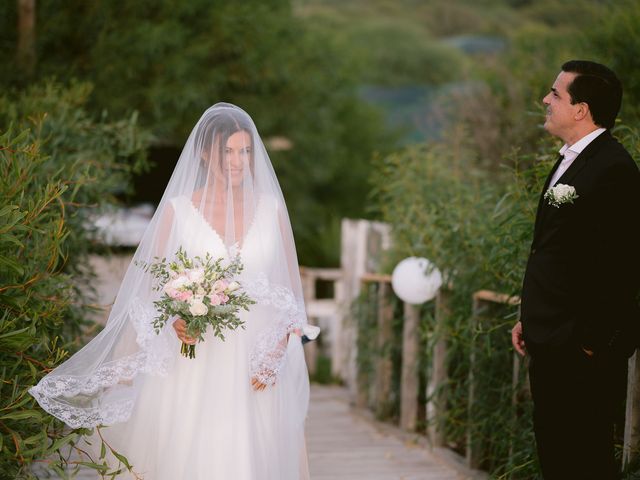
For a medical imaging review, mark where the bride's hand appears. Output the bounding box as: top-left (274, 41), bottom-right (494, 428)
top-left (172, 318), bottom-right (198, 345)
top-left (251, 334), bottom-right (293, 391)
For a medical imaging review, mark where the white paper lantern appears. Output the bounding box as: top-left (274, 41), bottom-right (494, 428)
top-left (391, 257), bottom-right (443, 304)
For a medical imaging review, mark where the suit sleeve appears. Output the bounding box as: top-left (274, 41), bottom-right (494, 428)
top-left (578, 157), bottom-right (640, 355)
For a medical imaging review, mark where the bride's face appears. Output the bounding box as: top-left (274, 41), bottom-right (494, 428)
top-left (221, 130), bottom-right (252, 188)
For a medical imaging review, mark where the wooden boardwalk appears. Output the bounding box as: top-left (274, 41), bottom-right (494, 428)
top-left (36, 385), bottom-right (476, 479)
top-left (307, 385), bottom-right (474, 480)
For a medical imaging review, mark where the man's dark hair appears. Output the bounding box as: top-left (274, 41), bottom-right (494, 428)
top-left (562, 60), bottom-right (622, 129)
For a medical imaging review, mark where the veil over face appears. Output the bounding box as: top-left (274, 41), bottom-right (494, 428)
top-left (30, 103), bottom-right (308, 429)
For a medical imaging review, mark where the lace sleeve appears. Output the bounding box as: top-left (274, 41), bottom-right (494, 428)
top-left (249, 319), bottom-right (292, 386)
top-left (244, 274), bottom-right (305, 386)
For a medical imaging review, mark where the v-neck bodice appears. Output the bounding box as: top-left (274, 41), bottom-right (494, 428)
top-left (169, 195), bottom-right (230, 260)
top-left (169, 194), bottom-right (279, 275)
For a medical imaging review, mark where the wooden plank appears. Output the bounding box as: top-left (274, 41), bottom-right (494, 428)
top-left (307, 385), bottom-right (470, 479)
top-left (361, 272), bottom-right (393, 283)
top-left (472, 290), bottom-right (520, 306)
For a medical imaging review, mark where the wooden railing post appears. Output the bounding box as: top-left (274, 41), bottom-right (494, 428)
top-left (355, 280), bottom-right (374, 409)
top-left (400, 302), bottom-right (420, 431)
top-left (466, 294), bottom-right (482, 469)
top-left (332, 276), bottom-right (346, 379)
top-left (509, 306), bottom-right (523, 462)
top-left (375, 281), bottom-right (394, 418)
top-left (301, 270), bottom-right (317, 376)
top-left (427, 289), bottom-right (450, 447)
top-left (466, 290), bottom-right (521, 470)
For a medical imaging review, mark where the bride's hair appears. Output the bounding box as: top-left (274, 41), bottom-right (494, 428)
top-left (195, 109), bottom-right (255, 180)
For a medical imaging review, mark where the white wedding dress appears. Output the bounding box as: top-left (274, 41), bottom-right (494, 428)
top-left (100, 194), bottom-right (310, 479)
top-left (30, 103), bottom-right (311, 480)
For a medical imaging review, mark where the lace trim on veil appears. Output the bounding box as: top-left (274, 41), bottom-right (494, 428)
top-left (29, 390), bottom-right (135, 430)
top-left (30, 277), bottom-right (305, 427)
top-left (29, 299), bottom-right (173, 428)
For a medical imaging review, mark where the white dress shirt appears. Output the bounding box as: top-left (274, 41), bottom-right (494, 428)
top-left (550, 127), bottom-right (607, 186)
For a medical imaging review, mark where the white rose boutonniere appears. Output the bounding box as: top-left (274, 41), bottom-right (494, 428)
top-left (544, 183), bottom-right (579, 208)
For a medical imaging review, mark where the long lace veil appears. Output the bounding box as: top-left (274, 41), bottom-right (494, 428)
top-left (30, 103), bottom-right (308, 428)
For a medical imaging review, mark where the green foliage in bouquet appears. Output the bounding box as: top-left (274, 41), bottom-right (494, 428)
top-left (138, 247), bottom-right (255, 358)
top-left (0, 83), bottom-right (148, 478)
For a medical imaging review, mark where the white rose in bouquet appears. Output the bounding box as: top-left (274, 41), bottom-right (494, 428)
top-left (188, 298), bottom-right (208, 316)
top-left (187, 268), bottom-right (205, 283)
top-left (167, 275), bottom-right (189, 290)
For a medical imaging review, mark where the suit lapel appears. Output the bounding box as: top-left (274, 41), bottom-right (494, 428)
top-left (532, 130), bottom-right (613, 240)
top-left (554, 130), bottom-right (612, 186)
top-left (533, 154), bottom-right (564, 238)
top-left (552, 154), bottom-right (587, 187)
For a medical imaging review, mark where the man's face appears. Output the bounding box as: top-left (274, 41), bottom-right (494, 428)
top-left (542, 71), bottom-right (579, 141)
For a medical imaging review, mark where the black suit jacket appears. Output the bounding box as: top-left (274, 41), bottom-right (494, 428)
top-left (521, 130), bottom-right (640, 356)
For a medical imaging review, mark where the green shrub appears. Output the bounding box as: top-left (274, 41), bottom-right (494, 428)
top-left (366, 120), bottom-right (639, 477)
top-left (0, 82), bottom-right (148, 479)
top-left (583, 0), bottom-right (640, 124)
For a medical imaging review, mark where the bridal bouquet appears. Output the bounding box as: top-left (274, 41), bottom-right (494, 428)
top-left (137, 247), bottom-right (255, 358)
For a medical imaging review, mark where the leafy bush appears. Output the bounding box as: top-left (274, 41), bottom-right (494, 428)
top-left (341, 20), bottom-right (468, 86)
top-left (0, 1), bottom-right (395, 267)
top-left (0, 82), bottom-right (148, 479)
top-left (583, 0), bottom-right (640, 124)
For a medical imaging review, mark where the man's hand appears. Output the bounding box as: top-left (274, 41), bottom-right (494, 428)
top-left (581, 346), bottom-right (594, 358)
top-left (251, 377), bottom-right (268, 392)
top-left (172, 318), bottom-right (198, 345)
top-left (511, 321), bottom-right (527, 357)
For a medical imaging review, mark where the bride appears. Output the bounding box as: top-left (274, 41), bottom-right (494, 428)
top-left (30, 103), bottom-right (311, 479)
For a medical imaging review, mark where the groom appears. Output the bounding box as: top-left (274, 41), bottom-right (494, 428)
top-left (511, 60), bottom-right (640, 479)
